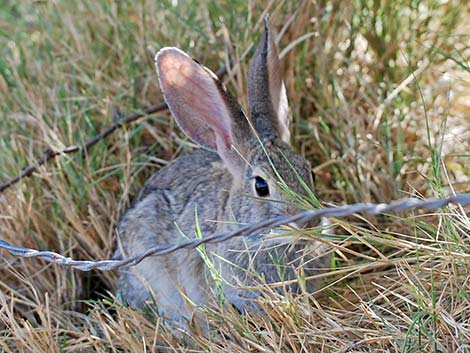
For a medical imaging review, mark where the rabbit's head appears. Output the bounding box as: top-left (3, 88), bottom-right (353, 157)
top-left (155, 18), bottom-right (315, 229)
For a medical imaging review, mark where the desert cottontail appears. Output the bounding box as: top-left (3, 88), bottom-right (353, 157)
top-left (114, 17), bottom-right (330, 325)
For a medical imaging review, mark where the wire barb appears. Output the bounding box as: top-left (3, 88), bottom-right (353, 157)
top-left (1, 193), bottom-right (469, 272)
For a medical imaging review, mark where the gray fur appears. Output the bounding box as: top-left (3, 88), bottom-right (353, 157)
top-left (114, 19), bottom-right (330, 326)
top-left (248, 17), bottom-right (290, 143)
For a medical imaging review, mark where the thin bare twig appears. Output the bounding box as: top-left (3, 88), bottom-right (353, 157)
top-left (0, 193), bottom-right (469, 271)
top-left (0, 67), bottom-right (228, 193)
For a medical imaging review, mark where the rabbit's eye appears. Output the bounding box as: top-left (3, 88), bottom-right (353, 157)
top-left (254, 176), bottom-right (269, 197)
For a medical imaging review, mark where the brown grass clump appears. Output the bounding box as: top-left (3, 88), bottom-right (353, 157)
top-left (0, 0), bottom-right (469, 352)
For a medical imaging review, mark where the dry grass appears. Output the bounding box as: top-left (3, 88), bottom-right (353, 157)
top-left (0, 0), bottom-right (469, 352)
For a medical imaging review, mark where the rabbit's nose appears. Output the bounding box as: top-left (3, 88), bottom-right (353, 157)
top-left (294, 217), bottom-right (331, 232)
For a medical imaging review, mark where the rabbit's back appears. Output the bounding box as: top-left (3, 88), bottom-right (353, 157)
top-left (136, 148), bottom-right (224, 203)
top-left (114, 148), bottom-right (232, 311)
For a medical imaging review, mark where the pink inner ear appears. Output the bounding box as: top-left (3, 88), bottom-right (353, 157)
top-left (156, 48), bottom-right (233, 151)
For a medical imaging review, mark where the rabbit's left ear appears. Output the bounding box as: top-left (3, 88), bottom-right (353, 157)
top-left (248, 16), bottom-right (290, 144)
top-left (155, 47), bottom-right (253, 177)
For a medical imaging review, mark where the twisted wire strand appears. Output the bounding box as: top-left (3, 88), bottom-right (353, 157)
top-left (0, 193), bottom-right (469, 272)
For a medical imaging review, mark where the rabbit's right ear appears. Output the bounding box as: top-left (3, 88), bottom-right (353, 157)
top-left (156, 48), bottom-right (253, 175)
top-left (248, 17), bottom-right (290, 143)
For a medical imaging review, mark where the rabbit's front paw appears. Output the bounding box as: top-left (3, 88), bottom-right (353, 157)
top-left (225, 288), bottom-right (263, 315)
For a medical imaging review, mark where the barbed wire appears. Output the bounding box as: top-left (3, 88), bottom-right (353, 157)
top-left (0, 193), bottom-right (469, 272)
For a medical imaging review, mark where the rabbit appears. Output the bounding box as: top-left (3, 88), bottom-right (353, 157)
top-left (114, 17), bottom-right (330, 325)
